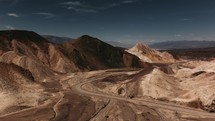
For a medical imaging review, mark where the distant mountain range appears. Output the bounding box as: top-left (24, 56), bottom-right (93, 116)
top-left (42, 35), bottom-right (73, 44)
top-left (42, 35), bottom-right (132, 48)
top-left (43, 35), bottom-right (215, 50)
top-left (105, 41), bottom-right (132, 48)
top-left (150, 40), bottom-right (215, 50)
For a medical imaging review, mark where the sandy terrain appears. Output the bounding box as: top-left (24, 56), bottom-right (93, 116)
top-left (0, 67), bottom-right (214, 121)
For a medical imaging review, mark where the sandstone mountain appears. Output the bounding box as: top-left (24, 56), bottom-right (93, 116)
top-left (126, 43), bottom-right (175, 63)
top-left (64, 35), bottom-right (144, 70)
top-left (0, 30), bottom-right (80, 80)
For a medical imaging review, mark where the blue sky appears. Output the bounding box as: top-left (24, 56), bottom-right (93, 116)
top-left (0, 0), bottom-right (215, 44)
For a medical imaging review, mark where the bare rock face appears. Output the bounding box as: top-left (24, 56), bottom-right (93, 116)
top-left (0, 62), bottom-right (44, 115)
top-left (126, 43), bottom-right (175, 63)
top-left (48, 43), bottom-right (80, 73)
top-left (122, 51), bottom-right (143, 68)
top-left (0, 62), bottom-right (35, 92)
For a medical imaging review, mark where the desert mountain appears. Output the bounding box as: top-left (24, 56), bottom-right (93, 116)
top-left (0, 30), bottom-right (82, 80)
top-left (126, 43), bottom-right (175, 63)
top-left (0, 30), bottom-right (54, 80)
top-left (64, 35), bottom-right (144, 70)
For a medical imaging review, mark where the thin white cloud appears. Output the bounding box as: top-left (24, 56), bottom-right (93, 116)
top-left (108, 0), bottom-right (138, 7)
top-left (122, 0), bottom-right (137, 4)
top-left (62, 1), bottom-right (82, 6)
top-left (61, 1), bottom-right (98, 13)
top-left (34, 12), bottom-right (56, 19)
top-left (61, 0), bottom-right (139, 13)
top-left (5, 25), bottom-right (15, 30)
top-left (7, 13), bottom-right (20, 17)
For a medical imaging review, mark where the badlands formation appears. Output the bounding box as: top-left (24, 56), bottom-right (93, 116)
top-left (0, 30), bottom-right (214, 121)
